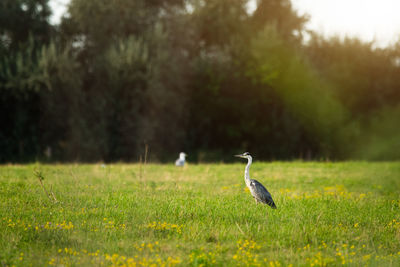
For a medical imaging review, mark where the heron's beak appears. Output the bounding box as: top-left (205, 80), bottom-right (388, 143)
top-left (234, 154), bottom-right (244, 158)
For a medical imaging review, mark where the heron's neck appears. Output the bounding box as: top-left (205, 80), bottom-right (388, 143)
top-left (244, 157), bottom-right (252, 183)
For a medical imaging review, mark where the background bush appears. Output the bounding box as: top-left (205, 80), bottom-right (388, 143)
top-left (1, 0), bottom-right (400, 162)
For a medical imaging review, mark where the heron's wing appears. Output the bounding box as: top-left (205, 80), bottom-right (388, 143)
top-left (175, 159), bottom-right (184, 166)
top-left (250, 179), bottom-right (277, 209)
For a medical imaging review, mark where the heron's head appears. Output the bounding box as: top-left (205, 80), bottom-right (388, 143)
top-left (234, 152), bottom-right (252, 160)
top-left (179, 152), bottom-right (187, 159)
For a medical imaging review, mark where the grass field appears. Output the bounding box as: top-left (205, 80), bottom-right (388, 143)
top-left (1, 162), bottom-right (400, 266)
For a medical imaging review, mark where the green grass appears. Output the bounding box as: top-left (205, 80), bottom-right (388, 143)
top-left (1, 162), bottom-right (400, 266)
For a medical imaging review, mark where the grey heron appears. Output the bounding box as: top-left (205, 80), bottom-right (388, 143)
top-left (175, 152), bottom-right (187, 166)
top-left (235, 152), bottom-right (277, 209)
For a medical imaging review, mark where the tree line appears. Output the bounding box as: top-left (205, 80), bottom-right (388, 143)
top-left (1, 0), bottom-right (400, 163)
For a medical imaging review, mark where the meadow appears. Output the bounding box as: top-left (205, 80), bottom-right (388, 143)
top-left (1, 162), bottom-right (400, 266)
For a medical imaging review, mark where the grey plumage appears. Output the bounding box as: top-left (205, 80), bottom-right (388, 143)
top-left (175, 152), bottom-right (187, 166)
top-left (249, 179), bottom-right (276, 208)
top-left (235, 152), bottom-right (277, 209)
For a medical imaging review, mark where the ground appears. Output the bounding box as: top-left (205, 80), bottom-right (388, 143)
top-left (0, 162), bottom-right (399, 266)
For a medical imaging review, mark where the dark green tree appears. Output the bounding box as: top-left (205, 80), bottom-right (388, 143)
top-left (0, 0), bottom-right (53, 162)
top-left (37, 0), bottom-right (191, 161)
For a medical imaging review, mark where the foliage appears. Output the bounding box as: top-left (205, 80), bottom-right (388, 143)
top-left (0, 0), bottom-right (52, 162)
top-left (1, 0), bottom-right (400, 162)
top-left (0, 0), bottom-right (52, 51)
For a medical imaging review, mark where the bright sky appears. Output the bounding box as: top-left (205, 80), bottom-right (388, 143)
top-left (48, 0), bottom-right (69, 24)
top-left (291, 0), bottom-right (400, 47)
top-left (49, 0), bottom-right (400, 48)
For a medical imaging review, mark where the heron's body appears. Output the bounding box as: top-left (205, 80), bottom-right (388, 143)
top-left (236, 152), bottom-right (277, 209)
top-left (175, 152), bottom-right (187, 166)
top-left (248, 179), bottom-right (276, 208)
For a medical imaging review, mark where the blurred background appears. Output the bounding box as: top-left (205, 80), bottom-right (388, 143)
top-left (1, 0), bottom-right (400, 163)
